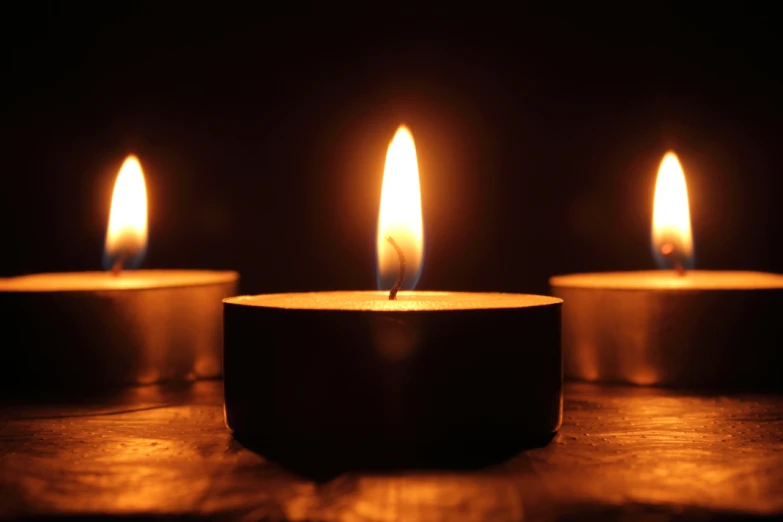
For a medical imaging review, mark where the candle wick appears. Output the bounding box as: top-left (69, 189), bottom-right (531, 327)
top-left (660, 242), bottom-right (686, 277)
top-left (673, 259), bottom-right (685, 277)
top-left (385, 235), bottom-right (406, 300)
top-left (111, 253), bottom-right (127, 277)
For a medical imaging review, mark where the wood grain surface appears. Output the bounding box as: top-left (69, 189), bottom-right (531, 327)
top-left (1, 381), bottom-right (781, 521)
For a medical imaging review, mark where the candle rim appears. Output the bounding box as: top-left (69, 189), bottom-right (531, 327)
top-left (0, 270), bottom-right (239, 292)
top-left (549, 270), bottom-right (783, 291)
top-left (224, 290), bottom-right (562, 312)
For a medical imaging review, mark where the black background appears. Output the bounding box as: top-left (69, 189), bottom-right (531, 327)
top-left (3, 5), bottom-right (781, 295)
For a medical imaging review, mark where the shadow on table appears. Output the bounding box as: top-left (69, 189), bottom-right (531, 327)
top-left (232, 430), bottom-right (556, 482)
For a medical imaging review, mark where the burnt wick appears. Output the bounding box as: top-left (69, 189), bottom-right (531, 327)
top-left (672, 259), bottom-right (685, 277)
top-left (111, 253), bottom-right (127, 277)
top-left (385, 235), bottom-right (406, 300)
top-left (660, 242), bottom-right (686, 277)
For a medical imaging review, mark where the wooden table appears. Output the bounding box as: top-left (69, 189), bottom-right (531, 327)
top-left (1, 381), bottom-right (781, 521)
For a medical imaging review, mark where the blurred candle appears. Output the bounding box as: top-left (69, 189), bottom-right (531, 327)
top-left (0, 155), bottom-right (238, 396)
top-left (550, 152), bottom-right (783, 389)
top-left (223, 125), bottom-right (563, 477)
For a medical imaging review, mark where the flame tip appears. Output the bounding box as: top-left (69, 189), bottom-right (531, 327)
top-left (393, 125), bottom-right (413, 138)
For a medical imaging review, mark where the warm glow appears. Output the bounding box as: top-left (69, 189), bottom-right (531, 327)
top-left (652, 152), bottom-right (693, 269)
top-left (104, 155), bottom-right (148, 269)
top-left (377, 126), bottom-right (424, 291)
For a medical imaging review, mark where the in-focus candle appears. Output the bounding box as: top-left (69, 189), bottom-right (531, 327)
top-left (223, 126), bottom-right (562, 477)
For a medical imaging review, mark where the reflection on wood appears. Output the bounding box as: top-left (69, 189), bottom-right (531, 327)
top-left (0, 381), bottom-right (781, 520)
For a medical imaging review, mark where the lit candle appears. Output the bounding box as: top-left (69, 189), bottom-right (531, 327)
top-left (223, 126), bottom-right (562, 477)
top-left (0, 155), bottom-right (238, 396)
top-left (550, 152), bottom-right (783, 389)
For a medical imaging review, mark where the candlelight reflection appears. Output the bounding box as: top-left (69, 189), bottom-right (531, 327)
top-left (652, 152), bottom-right (694, 271)
top-left (3, 381), bottom-right (782, 519)
top-left (377, 126), bottom-right (424, 291)
top-left (104, 155), bottom-right (148, 271)
top-left (282, 473), bottom-right (525, 521)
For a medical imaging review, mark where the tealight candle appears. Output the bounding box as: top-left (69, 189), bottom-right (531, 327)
top-left (223, 126), bottom-right (562, 476)
top-left (0, 156), bottom-right (238, 396)
top-left (550, 152), bottom-right (783, 389)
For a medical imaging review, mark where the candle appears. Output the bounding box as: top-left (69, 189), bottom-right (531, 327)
top-left (550, 152), bottom-right (783, 389)
top-left (0, 156), bottom-right (238, 396)
top-left (223, 126), bottom-right (562, 477)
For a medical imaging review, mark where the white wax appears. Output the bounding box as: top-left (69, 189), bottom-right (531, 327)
top-left (224, 291), bottom-right (561, 312)
top-left (0, 270), bottom-right (239, 292)
top-left (550, 270), bottom-right (783, 291)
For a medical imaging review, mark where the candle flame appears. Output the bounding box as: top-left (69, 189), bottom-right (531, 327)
top-left (377, 125), bottom-right (424, 291)
top-left (104, 155), bottom-right (148, 271)
top-left (651, 152), bottom-right (694, 270)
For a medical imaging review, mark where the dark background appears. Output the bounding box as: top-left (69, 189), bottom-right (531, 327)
top-left (2, 5), bottom-right (781, 295)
